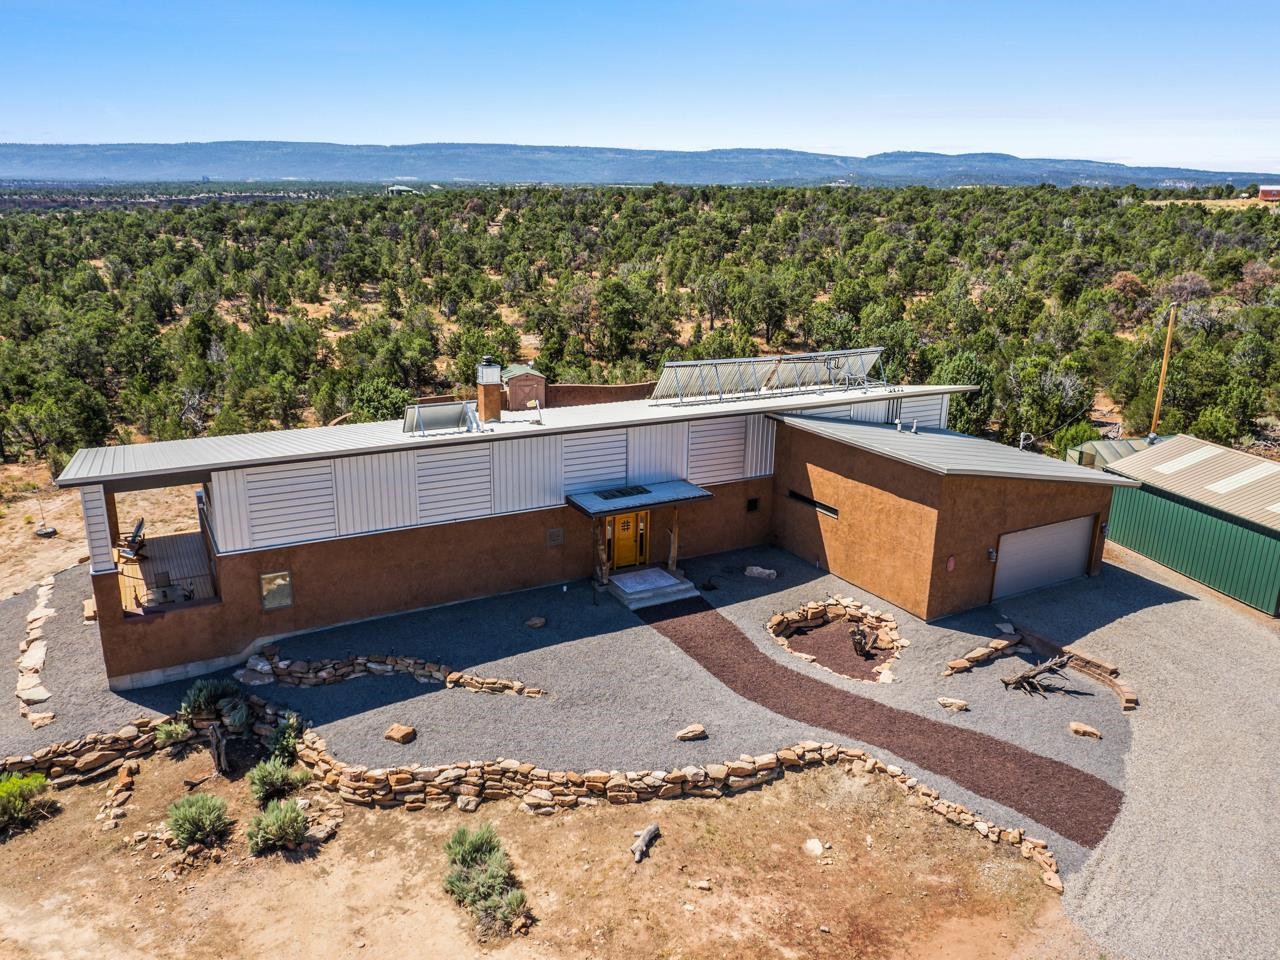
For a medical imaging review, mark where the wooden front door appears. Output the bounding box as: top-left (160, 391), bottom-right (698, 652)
top-left (609, 511), bottom-right (649, 568)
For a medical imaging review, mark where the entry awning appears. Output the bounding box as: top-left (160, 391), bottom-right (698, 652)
top-left (567, 479), bottom-right (713, 518)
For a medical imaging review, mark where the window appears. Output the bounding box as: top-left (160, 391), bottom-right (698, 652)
top-left (788, 489), bottom-right (838, 519)
top-left (260, 571), bottom-right (293, 610)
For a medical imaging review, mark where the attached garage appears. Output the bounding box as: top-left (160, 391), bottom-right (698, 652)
top-left (770, 415), bottom-right (1136, 620)
top-left (992, 515), bottom-right (1096, 600)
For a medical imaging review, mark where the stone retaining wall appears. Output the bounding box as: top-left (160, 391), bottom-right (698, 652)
top-left (234, 649), bottom-right (545, 698)
top-left (0, 716), bottom-right (165, 789)
top-left (767, 597), bottom-right (907, 682)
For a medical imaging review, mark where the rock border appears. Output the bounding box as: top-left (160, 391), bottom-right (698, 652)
top-left (0, 695), bottom-right (1062, 894)
top-left (766, 597), bottom-right (907, 684)
top-left (234, 649), bottom-right (546, 699)
top-left (15, 576), bottom-right (56, 728)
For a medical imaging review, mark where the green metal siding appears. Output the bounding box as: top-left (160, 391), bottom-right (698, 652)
top-left (1108, 485), bottom-right (1280, 615)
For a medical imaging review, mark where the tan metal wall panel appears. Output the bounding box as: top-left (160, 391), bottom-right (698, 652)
top-left (416, 446), bottom-right (493, 524)
top-left (688, 417), bottom-right (747, 485)
top-left (627, 423), bottom-right (689, 485)
top-left (244, 461), bottom-right (338, 548)
top-left (563, 430), bottom-right (628, 494)
top-left (899, 395), bottom-right (945, 430)
top-left (334, 451), bottom-right (417, 537)
top-left (743, 415), bottom-right (776, 478)
top-left (80, 484), bottom-right (116, 573)
top-left (492, 435), bottom-right (564, 514)
top-left (209, 469), bottom-right (252, 553)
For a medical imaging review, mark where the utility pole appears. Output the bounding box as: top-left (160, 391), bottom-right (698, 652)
top-left (1149, 301), bottom-right (1179, 440)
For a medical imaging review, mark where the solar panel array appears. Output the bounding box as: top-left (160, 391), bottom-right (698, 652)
top-left (649, 348), bottom-right (886, 405)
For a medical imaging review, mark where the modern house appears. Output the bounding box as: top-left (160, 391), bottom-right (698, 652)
top-left (57, 349), bottom-right (1134, 690)
top-left (1259, 185), bottom-right (1280, 202)
top-left (1104, 434), bottom-right (1280, 615)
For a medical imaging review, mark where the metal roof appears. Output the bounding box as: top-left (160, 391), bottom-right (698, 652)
top-left (773, 415), bottom-right (1137, 487)
top-left (502, 363), bottom-right (545, 380)
top-left (1105, 434), bottom-right (1280, 533)
top-left (57, 382), bottom-right (975, 490)
top-left (566, 479), bottom-right (712, 518)
top-left (650, 348), bottom-right (884, 404)
top-left (1067, 437), bottom-right (1152, 469)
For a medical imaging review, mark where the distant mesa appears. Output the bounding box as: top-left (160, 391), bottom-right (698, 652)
top-left (0, 141), bottom-right (1276, 188)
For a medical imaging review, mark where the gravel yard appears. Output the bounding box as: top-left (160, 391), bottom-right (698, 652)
top-left (996, 546), bottom-right (1280, 960)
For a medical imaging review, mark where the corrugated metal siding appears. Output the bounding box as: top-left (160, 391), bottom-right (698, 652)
top-left (492, 436), bottom-right (564, 514)
top-left (416, 446), bottom-right (493, 524)
top-left (209, 470), bottom-right (251, 552)
top-left (1107, 434), bottom-right (1280, 534)
top-left (806, 402), bottom-right (855, 420)
top-left (244, 462), bottom-right (338, 548)
top-left (899, 395), bottom-right (945, 429)
top-left (688, 417), bottom-right (747, 485)
top-left (563, 430), bottom-right (628, 494)
top-left (940, 394), bottom-right (951, 429)
top-left (627, 423), bottom-right (689, 485)
top-left (1109, 485), bottom-right (1280, 615)
top-left (743, 415), bottom-right (776, 478)
top-left (334, 451), bottom-right (417, 536)
top-left (850, 399), bottom-right (890, 423)
top-left (80, 485), bottom-right (116, 573)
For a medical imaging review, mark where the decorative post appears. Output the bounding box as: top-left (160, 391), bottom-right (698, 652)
top-left (667, 507), bottom-right (680, 573)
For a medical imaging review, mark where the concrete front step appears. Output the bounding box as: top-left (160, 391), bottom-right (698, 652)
top-left (605, 570), bottom-right (701, 611)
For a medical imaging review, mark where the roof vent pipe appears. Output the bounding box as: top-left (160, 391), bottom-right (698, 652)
top-left (911, 419), bottom-right (918, 434)
top-left (895, 419), bottom-right (902, 432)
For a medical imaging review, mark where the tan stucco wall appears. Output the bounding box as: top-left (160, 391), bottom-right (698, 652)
top-left (771, 425), bottom-right (943, 617)
top-left (927, 475), bottom-right (1113, 619)
top-left (94, 478), bottom-right (773, 684)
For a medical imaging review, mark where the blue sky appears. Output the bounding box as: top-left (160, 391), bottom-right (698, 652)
top-left (2, 0), bottom-right (1277, 172)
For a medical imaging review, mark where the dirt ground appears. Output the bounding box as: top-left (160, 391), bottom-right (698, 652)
top-left (0, 462), bottom-right (198, 598)
top-left (0, 751), bottom-right (1096, 960)
top-left (1144, 196), bottom-right (1276, 209)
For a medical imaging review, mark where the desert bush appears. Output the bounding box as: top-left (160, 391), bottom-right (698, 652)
top-left (247, 799), bottom-right (307, 855)
top-left (166, 793), bottom-right (230, 846)
top-left (177, 678), bottom-right (243, 721)
top-left (246, 757), bottom-right (311, 806)
top-left (155, 719), bottom-right (192, 747)
top-left (218, 696), bottom-right (252, 733)
top-left (443, 824), bottom-right (530, 935)
top-left (0, 772), bottom-right (49, 831)
top-left (267, 713), bottom-right (303, 763)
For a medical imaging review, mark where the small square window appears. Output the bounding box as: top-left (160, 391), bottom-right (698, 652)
top-left (260, 571), bottom-right (293, 611)
top-left (746, 497), bottom-right (760, 513)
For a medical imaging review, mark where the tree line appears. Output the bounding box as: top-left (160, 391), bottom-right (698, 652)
top-left (1, 183), bottom-right (1277, 472)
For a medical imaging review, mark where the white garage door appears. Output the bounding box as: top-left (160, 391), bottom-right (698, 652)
top-left (992, 515), bottom-right (1096, 600)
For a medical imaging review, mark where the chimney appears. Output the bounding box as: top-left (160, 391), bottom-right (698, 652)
top-left (476, 356), bottom-right (503, 423)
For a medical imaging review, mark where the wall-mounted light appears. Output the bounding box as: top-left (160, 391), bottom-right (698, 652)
top-left (987, 548), bottom-right (998, 563)
top-left (1100, 521), bottom-right (1109, 537)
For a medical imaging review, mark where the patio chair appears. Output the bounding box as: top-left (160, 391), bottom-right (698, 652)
top-left (118, 518), bottom-right (146, 561)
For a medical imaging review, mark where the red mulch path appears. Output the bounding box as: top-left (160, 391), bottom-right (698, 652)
top-left (640, 597), bottom-right (1122, 850)
top-left (784, 618), bottom-right (894, 681)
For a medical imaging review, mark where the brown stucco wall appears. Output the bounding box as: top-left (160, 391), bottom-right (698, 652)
top-left (927, 475), bottom-right (1113, 619)
top-left (544, 382), bottom-right (656, 407)
top-left (770, 424), bottom-right (943, 617)
top-left (94, 478), bottom-right (771, 684)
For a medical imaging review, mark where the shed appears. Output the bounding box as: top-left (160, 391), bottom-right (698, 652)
top-left (502, 363), bottom-right (546, 410)
top-left (1105, 435), bottom-right (1280, 615)
top-left (1067, 437), bottom-right (1152, 469)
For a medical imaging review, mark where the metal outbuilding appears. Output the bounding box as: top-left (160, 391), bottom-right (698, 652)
top-left (1104, 435), bottom-right (1280, 615)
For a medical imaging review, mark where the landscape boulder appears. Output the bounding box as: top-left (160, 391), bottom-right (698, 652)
top-left (744, 566), bottom-right (777, 580)
top-left (1069, 721), bottom-right (1102, 739)
top-left (384, 723), bottom-right (417, 745)
top-left (674, 724), bottom-right (708, 742)
top-left (937, 697), bottom-right (970, 712)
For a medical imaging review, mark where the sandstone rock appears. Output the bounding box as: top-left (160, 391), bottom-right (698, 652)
top-left (744, 566), bottom-right (777, 580)
top-left (233, 668), bottom-right (275, 687)
top-left (802, 838), bottom-right (824, 857)
top-left (73, 748), bottom-right (121, 772)
top-left (937, 697), bottom-right (970, 712)
top-left (524, 616), bottom-right (547, 629)
top-left (962, 646), bottom-right (993, 663)
top-left (28, 712), bottom-right (56, 729)
top-left (1069, 721), bottom-right (1102, 739)
top-left (945, 659), bottom-right (971, 673)
top-left (1041, 871), bottom-right (1064, 893)
top-left (17, 682), bottom-right (52, 705)
top-left (455, 795), bottom-right (480, 813)
top-left (17, 640), bottom-right (46, 672)
top-left (674, 724), bottom-right (707, 742)
top-left (245, 654), bottom-right (273, 674)
top-left (995, 622), bottom-right (1016, 635)
top-left (384, 723), bottom-right (417, 745)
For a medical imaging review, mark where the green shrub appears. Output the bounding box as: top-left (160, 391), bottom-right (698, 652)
top-left (246, 757), bottom-right (311, 806)
top-left (166, 793), bottom-right (230, 846)
top-left (0, 772), bottom-right (49, 831)
top-left (267, 713), bottom-right (303, 763)
top-left (218, 696), bottom-right (251, 733)
top-left (443, 824), bottom-right (530, 935)
top-left (247, 799), bottom-right (308, 855)
top-left (155, 719), bottom-right (192, 747)
top-left (177, 678), bottom-right (243, 721)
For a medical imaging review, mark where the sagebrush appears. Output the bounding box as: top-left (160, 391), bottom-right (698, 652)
top-left (443, 824), bottom-right (530, 935)
top-left (177, 678), bottom-right (243, 721)
top-left (0, 772), bottom-right (50, 831)
top-left (247, 799), bottom-right (308, 855)
top-left (246, 757), bottom-right (311, 806)
top-left (166, 793), bottom-right (230, 846)
top-left (155, 719), bottom-right (192, 747)
top-left (267, 713), bottom-right (303, 763)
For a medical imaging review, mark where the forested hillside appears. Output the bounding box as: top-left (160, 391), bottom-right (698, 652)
top-left (1, 184), bottom-right (1278, 472)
